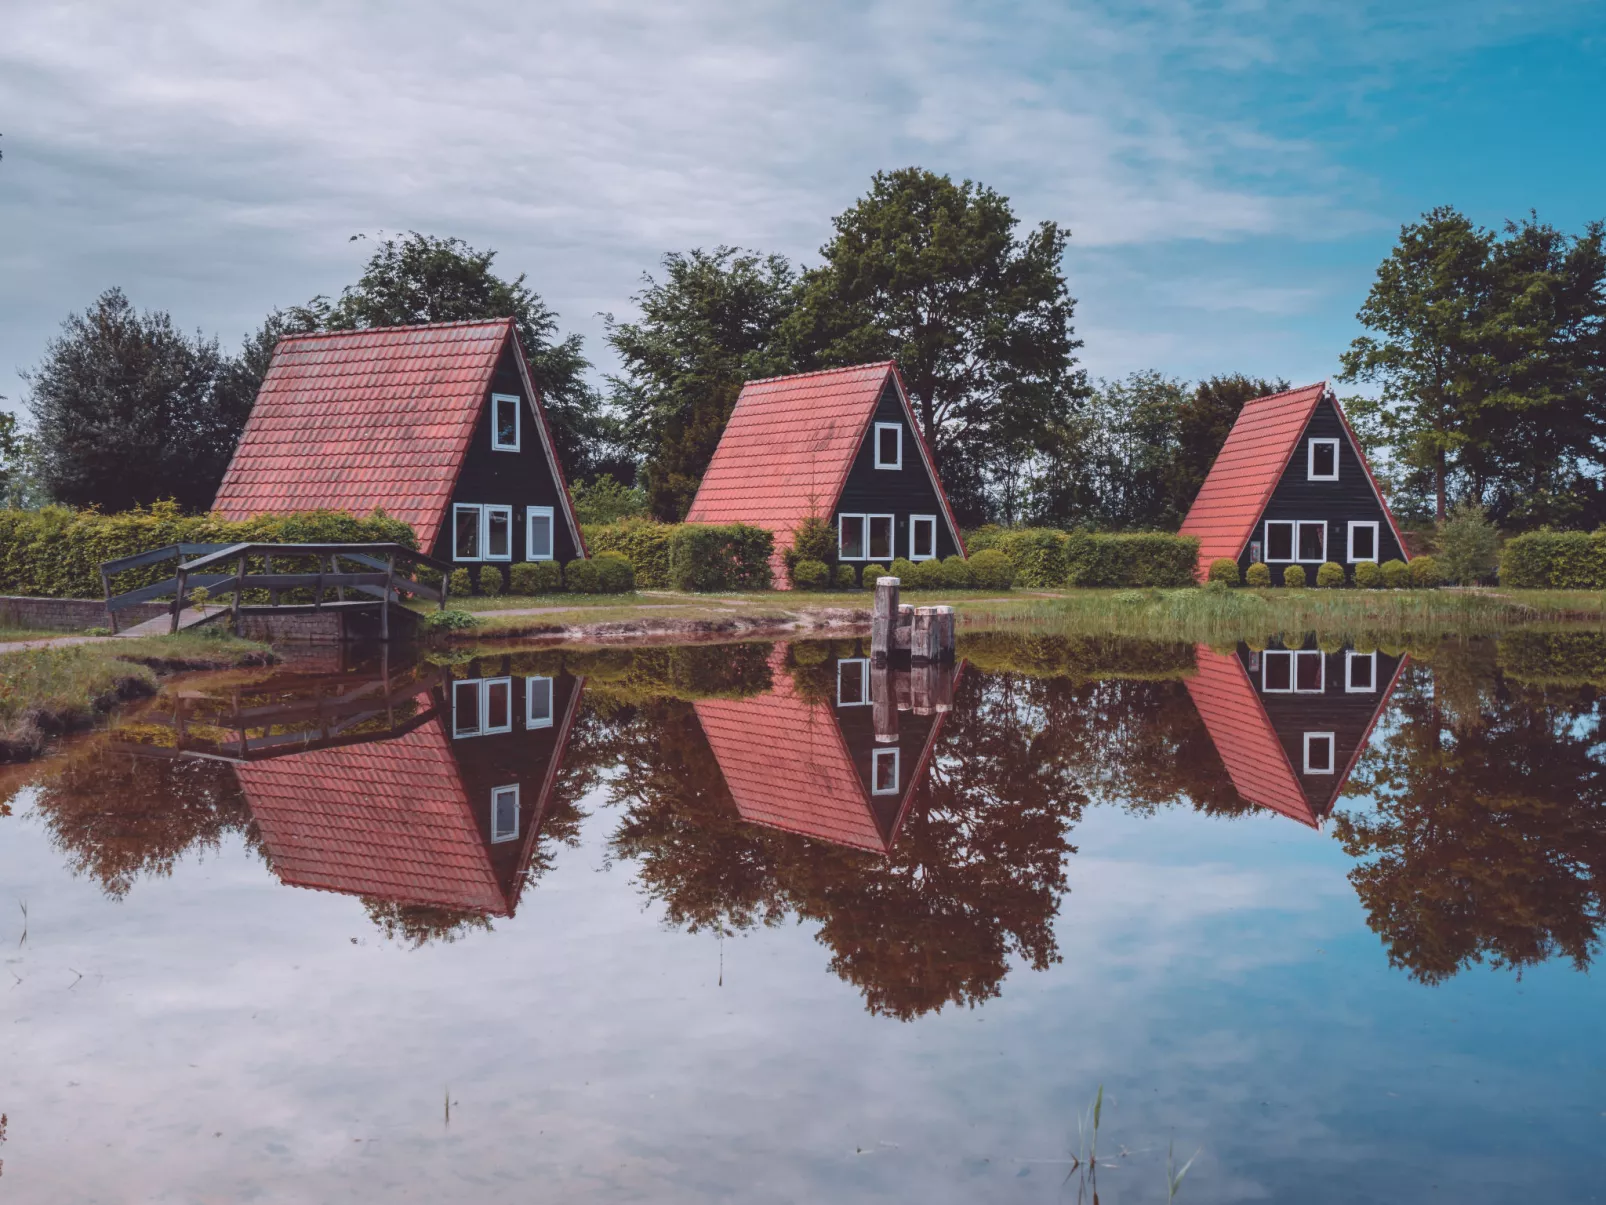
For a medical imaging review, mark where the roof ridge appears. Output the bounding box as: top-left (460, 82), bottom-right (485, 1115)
top-left (740, 361), bottom-right (895, 388)
top-left (1243, 380), bottom-right (1327, 406)
top-left (278, 317), bottom-right (515, 342)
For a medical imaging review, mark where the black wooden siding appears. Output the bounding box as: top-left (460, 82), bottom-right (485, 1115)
top-left (833, 380), bottom-right (959, 562)
top-left (834, 653), bottom-right (943, 840)
top-left (1237, 397), bottom-right (1404, 576)
top-left (429, 344), bottom-right (580, 565)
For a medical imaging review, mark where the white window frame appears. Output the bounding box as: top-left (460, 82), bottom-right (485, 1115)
top-left (837, 658), bottom-right (869, 707)
top-left (1307, 438), bottom-right (1339, 481)
top-left (491, 393), bottom-right (521, 452)
top-left (1345, 651), bottom-right (1377, 693)
top-left (452, 678), bottom-right (483, 737)
top-left (490, 784), bottom-right (520, 843)
top-left (1303, 732), bottom-right (1336, 775)
top-left (871, 747), bottom-right (900, 796)
top-left (525, 675), bottom-right (554, 728)
top-left (453, 503), bottom-right (483, 561)
top-left (1262, 649), bottom-right (1325, 694)
top-left (873, 422), bottom-right (902, 470)
top-left (1347, 521), bottom-right (1380, 563)
top-left (909, 514), bottom-right (938, 562)
top-left (526, 506), bottom-right (555, 562)
top-left (452, 676), bottom-right (513, 738)
top-left (482, 505), bottom-right (513, 562)
top-left (838, 513), bottom-right (867, 560)
top-left (1263, 519), bottom-right (1327, 562)
top-left (1294, 649), bottom-right (1325, 693)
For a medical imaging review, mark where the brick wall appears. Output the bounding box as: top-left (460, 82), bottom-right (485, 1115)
top-left (0, 596), bottom-right (169, 632)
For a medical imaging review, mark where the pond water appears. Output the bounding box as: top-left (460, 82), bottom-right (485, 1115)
top-left (2, 633), bottom-right (1604, 1203)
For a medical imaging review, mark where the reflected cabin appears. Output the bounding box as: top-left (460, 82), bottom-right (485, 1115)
top-left (213, 319), bottom-right (586, 582)
top-left (1178, 382), bottom-right (1408, 582)
top-left (686, 362), bottom-right (966, 585)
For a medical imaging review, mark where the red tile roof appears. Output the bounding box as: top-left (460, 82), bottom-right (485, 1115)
top-left (213, 319), bottom-right (578, 554)
top-left (685, 362), bottom-right (964, 571)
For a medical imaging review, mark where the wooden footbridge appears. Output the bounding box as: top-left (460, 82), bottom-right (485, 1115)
top-left (99, 542), bottom-right (452, 641)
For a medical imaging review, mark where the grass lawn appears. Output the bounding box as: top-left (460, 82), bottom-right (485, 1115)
top-left (0, 625), bottom-right (82, 643)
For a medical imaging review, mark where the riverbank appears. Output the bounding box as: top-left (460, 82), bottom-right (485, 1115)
top-left (0, 632), bottom-right (273, 762)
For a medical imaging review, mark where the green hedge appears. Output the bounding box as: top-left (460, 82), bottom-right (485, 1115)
top-left (668, 523), bottom-right (774, 591)
top-left (1498, 529), bottom-right (1606, 588)
top-left (1066, 532), bottom-right (1199, 587)
top-left (582, 519), bottom-right (674, 588)
top-left (0, 502), bottom-right (416, 599)
top-left (1497, 631), bottom-right (1606, 687)
top-left (968, 527), bottom-right (1067, 587)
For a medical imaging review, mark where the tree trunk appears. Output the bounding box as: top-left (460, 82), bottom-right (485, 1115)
top-left (1435, 446), bottom-right (1447, 522)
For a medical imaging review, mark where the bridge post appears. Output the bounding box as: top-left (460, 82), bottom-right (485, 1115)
top-left (171, 564), bottom-right (187, 635)
top-left (382, 552), bottom-right (395, 642)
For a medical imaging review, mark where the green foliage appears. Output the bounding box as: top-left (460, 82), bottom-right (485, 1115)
top-left (569, 476), bottom-right (647, 525)
top-left (784, 514), bottom-right (838, 587)
top-left (583, 519), bottom-right (674, 588)
top-left (938, 555), bottom-right (973, 589)
top-left (1409, 554), bottom-right (1443, 587)
top-left (862, 563), bottom-right (890, 584)
top-left (422, 608), bottom-right (479, 633)
top-left (1208, 557), bottom-right (1240, 586)
top-left (563, 557), bottom-right (600, 593)
top-left (968, 548), bottom-right (1015, 590)
top-left (1497, 631), bottom-right (1606, 687)
top-left (906, 558), bottom-right (943, 590)
top-left (1498, 529), bottom-right (1606, 588)
top-left (833, 563), bottom-right (858, 589)
top-left (1282, 564), bottom-right (1307, 588)
top-left (791, 558), bottom-right (828, 590)
top-left (1355, 560), bottom-right (1385, 589)
top-left (1065, 532), bottom-right (1200, 588)
top-left (508, 560), bottom-right (563, 595)
top-left (591, 550), bottom-right (636, 593)
top-left (956, 632), bottom-right (1194, 680)
top-left (1245, 561), bottom-right (1272, 587)
top-left (986, 528), bottom-right (1067, 588)
top-left (888, 557), bottom-right (919, 585)
top-left (1438, 502), bottom-right (1500, 585)
top-left (1317, 561), bottom-right (1346, 588)
top-left (1379, 559), bottom-right (1410, 589)
top-left (446, 567), bottom-right (473, 598)
top-left (477, 565), bottom-right (504, 596)
top-left (668, 523), bottom-right (774, 591)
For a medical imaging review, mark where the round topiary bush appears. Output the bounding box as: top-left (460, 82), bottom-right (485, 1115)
top-left (939, 555), bottom-right (973, 589)
top-left (564, 557), bottom-right (601, 593)
top-left (1245, 562), bottom-right (1272, 588)
top-left (509, 560), bottom-right (563, 595)
top-left (907, 558), bottom-right (943, 590)
top-left (1208, 557), bottom-right (1240, 586)
top-left (791, 641), bottom-right (829, 666)
top-left (1380, 558), bottom-right (1411, 589)
top-left (889, 557), bottom-right (919, 586)
top-left (834, 563), bottom-right (858, 589)
top-left (478, 566), bottom-right (505, 596)
top-left (1282, 564), bottom-right (1307, 588)
top-left (1354, 560), bottom-right (1384, 589)
top-left (447, 567), bottom-right (474, 598)
top-left (593, 550), bottom-right (636, 593)
top-left (1316, 561), bottom-right (1346, 588)
top-left (862, 563), bottom-right (890, 584)
top-left (1409, 555), bottom-right (1442, 587)
top-left (791, 558), bottom-right (829, 591)
top-left (968, 548), bottom-right (1015, 590)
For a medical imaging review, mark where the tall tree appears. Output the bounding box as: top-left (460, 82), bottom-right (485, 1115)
top-left (606, 248), bottom-right (798, 520)
top-left (297, 232), bottom-right (621, 480)
top-left (784, 168), bottom-right (1085, 525)
top-left (1162, 374), bottom-right (1289, 520)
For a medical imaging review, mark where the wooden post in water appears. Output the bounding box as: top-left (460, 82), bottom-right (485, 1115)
top-left (871, 577), bottom-right (900, 663)
top-left (932, 606), bottom-right (956, 660)
top-left (894, 604), bottom-right (913, 655)
top-left (933, 660), bottom-right (955, 713)
top-left (911, 661), bottom-right (936, 715)
top-left (911, 606), bottom-right (940, 663)
top-left (894, 666), bottom-right (912, 712)
top-left (871, 663), bottom-right (897, 743)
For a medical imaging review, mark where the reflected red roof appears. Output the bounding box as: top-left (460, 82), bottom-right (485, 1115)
top-left (214, 319), bottom-right (528, 551)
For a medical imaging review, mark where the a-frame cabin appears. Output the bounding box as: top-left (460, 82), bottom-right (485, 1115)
top-left (1184, 642), bottom-right (1407, 827)
top-left (686, 362), bottom-right (966, 586)
top-left (1178, 382), bottom-right (1409, 583)
top-left (214, 319), bottom-right (587, 583)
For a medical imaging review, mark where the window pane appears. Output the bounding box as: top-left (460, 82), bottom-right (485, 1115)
top-left (840, 516), bottom-right (865, 559)
top-left (1311, 440), bottom-right (1336, 477)
top-left (873, 750), bottom-right (899, 794)
top-left (453, 680), bottom-right (480, 737)
top-left (492, 787), bottom-right (519, 841)
top-left (455, 508), bottom-right (480, 559)
top-left (1266, 523), bottom-right (1293, 561)
top-left (1352, 524), bottom-right (1375, 560)
top-left (1298, 522), bottom-right (1326, 561)
top-left (528, 511), bottom-right (552, 559)
top-left (1306, 735), bottom-right (1333, 773)
top-left (1264, 651), bottom-right (1292, 691)
top-left (485, 679), bottom-right (511, 729)
top-left (877, 425), bottom-right (899, 466)
top-left (868, 516), bottom-right (893, 561)
top-left (1349, 655), bottom-right (1374, 691)
top-left (838, 660), bottom-right (866, 705)
top-left (495, 397), bottom-right (518, 447)
top-left (486, 509), bottom-right (511, 558)
top-left (527, 676), bottom-right (553, 725)
top-left (912, 518), bottom-right (934, 559)
top-left (1296, 651), bottom-right (1323, 691)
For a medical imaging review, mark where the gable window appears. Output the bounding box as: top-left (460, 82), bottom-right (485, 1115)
top-left (1297, 521), bottom-right (1326, 561)
top-left (527, 507), bottom-right (555, 561)
top-left (838, 514), bottom-right (893, 561)
top-left (837, 658), bottom-right (869, 706)
top-left (454, 504), bottom-right (482, 560)
top-left (484, 505), bottom-right (512, 561)
top-left (874, 422), bottom-right (902, 470)
top-left (868, 515), bottom-right (893, 561)
top-left (1303, 732), bottom-right (1335, 774)
top-left (453, 504), bottom-right (513, 561)
top-left (1262, 649), bottom-right (1324, 693)
top-left (1295, 650), bottom-right (1324, 692)
top-left (1347, 521), bottom-right (1379, 563)
top-left (490, 785), bottom-right (520, 843)
top-left (871, 747), bottom-right (900, 795)
top-left (452, 677), bottom-right (512, 738)
top-left (491, 393), bottom-right (521, 451)
top-left (1263, 520), bottom-right (1326, 562)
top-left (839, 514), bottom-right (865, 560)
top-left (910, 515), bottom-right (937, 562)
top-left (525, 675), bottom-right (554, 728)
top-left (1345, 651), bottom-right (1376, 693)
top-left (1308, 438), bottom-right (1339, 481)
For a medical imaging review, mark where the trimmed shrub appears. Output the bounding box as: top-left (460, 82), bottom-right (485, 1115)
top-left (1282, 564), bottom-right (1307, 588)
top-left (889, 557), bottom-right (919, 585)
top-left (509, 560), bottom-right (563, 595)
top-left (582, 519), bottom-right (674, 588)
top-left (862, 563), bottom-right (890, 585)
top-left (1409, 555), bottom-right (1443, 587)
top-left (477, 565), bottom-right (504, 596)
top-left (668, 523), bottom-right (774, 591)
top-left (791, 558), bottom-right (829, 591)
top-left (1208, 557), bottom-right (1240, 586)
top-left (1380, 559), bottom-right (1410, 589)
top-left (968, 548), bottom-right (1015, 590)
top-left (938, 555), bottom-right (973, 589)
top-left (447, 567), bottom-right (473, 598)
top-left (906, 558), bottom-right (943, 590)
top-left (592, 551), bottom-right (635, 593)
top-left (785, 515), bottom-right (837, 587)
top-left (1066, 532), bottom-right (1201, 588)
top-left (1354, 561), bottom-right (1384, 589)
top-left (564, 557), bottom-right (600, 593)
top-left (834, 563), bottom-right (858, 589)
top-left (1316, 561), bottom-right (1346, 588)
top-left (1245, 562), bottom-right (1272, 587)
top-left (990, 528), bottom-right (1068, 588)
top-left (1437, 502), bottom-right (1500, 585)
top-left (1498, 529), bottom-right (1606, 588)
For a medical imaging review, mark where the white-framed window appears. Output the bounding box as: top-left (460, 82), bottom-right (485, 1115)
top-left (838, 514), bottom-right (894, 561)
top-left (452, 677), bottom-right (512, 738)
top-left (484, 505), bottom-right (512, 561)
top-left (525, 675), bottom-right (554, 728)
top-left (1265, 520), bottom-right (1326, 562)
top-left (909, 515), bottom-right (938, 561)
top-left (491, 393), bottom-right (521, 451)
top-left (837, 658), bottom-right (869, 706)
top-left (453, 504), bottom-right (482, 561)
top-left (490, 784), bottom-right (520, 843)
top-left (1307, 438), bottom-right (1339, 481)
top-left (453, 503), bottom-right (513, 561)
top-left (871, 747), bottom-right (900, 795)
top-left (1345, 651), bottom-right (1377, 693)
top-left (1262, 649), bottom-right (1325, 694)
top-left (1303, 732), bottom-right (1336, 774)
top-left (526, 506), bottom-right (555, 561)
top-left (874, 422), bottom-right (902, 470)
top-left (1347, 521), bottom-right (1379, 563)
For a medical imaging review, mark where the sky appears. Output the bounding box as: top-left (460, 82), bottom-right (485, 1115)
top-left (2, 0), bottom-right (1603, 420)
